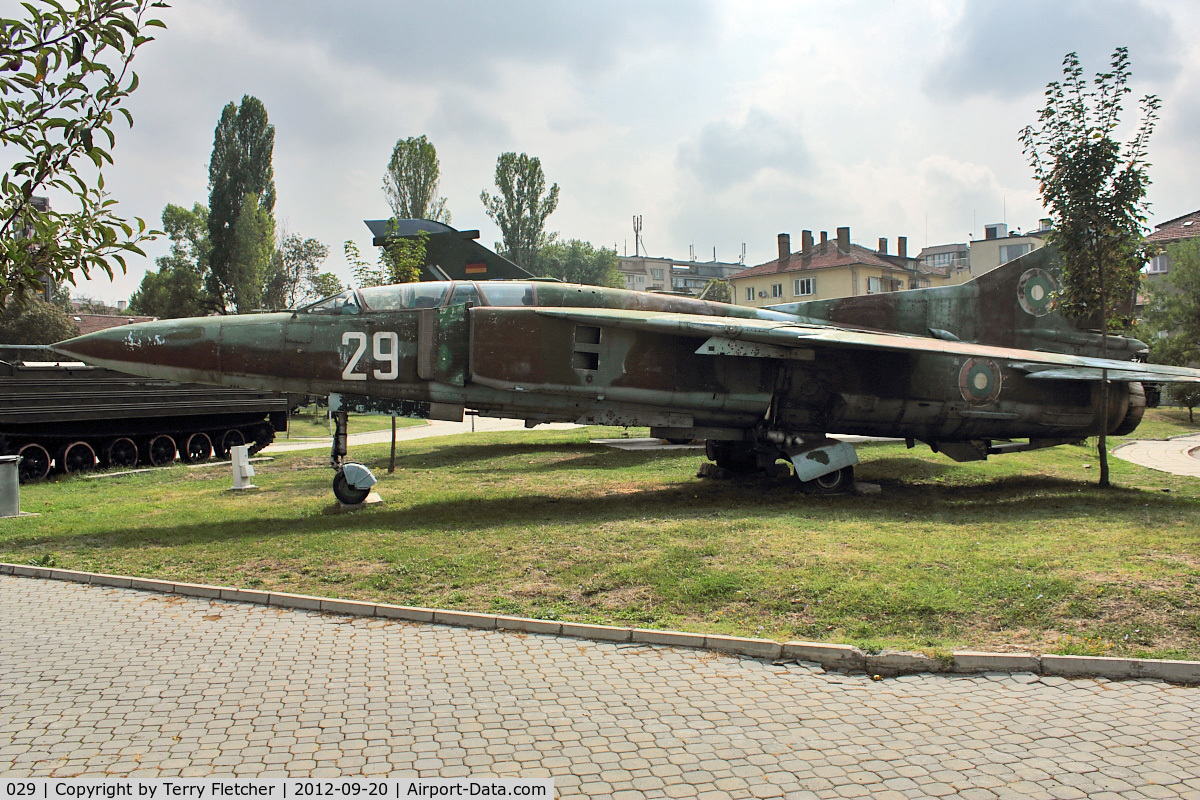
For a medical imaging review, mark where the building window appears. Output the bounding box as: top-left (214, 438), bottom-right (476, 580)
top-left (999, 243), bottom-right (1032, 264)
top-left (745, 287), bottom-right (754, 301)
top-left (866, 277), bottom-right (882, 294)
top-left (771, 283), bottom-right (783, 298)
top-left (1145, 254), bottom-right (1169, 274)
top-left (793, 278), bottom-right (815, 296)
top-left (651, 269), bottom-right (663, 279)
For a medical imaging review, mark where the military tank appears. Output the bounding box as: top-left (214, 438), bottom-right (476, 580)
top-left (0, 345), bottom-right (297, 482)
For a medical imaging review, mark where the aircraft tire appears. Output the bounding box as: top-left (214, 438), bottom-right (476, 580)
top-left (333, 470), bottom-right (370, 505)
top-left (800, 465), bottom-right (854, 495)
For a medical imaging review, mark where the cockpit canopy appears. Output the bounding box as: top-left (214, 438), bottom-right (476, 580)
top-left (300, 282), bottom-right (536, 315)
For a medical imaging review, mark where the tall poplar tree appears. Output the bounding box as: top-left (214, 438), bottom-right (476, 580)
top-left (1019, 48), bottom-right (1160, 486)
top-left (207, 95), bottom-right (276, 312)
top-left (383, 135), bottom-right (450, 223)
top-left (480, 152), bottom-right (559, 271)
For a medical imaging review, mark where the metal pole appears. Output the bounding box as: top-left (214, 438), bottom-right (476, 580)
top-left (389, 415), bottom-right (396, 474)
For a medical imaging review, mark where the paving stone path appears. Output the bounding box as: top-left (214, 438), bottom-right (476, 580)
top-left (2, 575), bottom-right (1199, 798)
top-left (1113, 434), bottom-right (1200, 478)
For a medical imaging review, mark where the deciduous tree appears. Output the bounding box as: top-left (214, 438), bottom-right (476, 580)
top-left (1019, 47), bottom-right (1160, 486)
top-left (480, 152), bottom-right (559, 271)
top-left (129, 202), bottom-right (212, 318)
top-left (1143, 239), bottom-right (1200, 369)
top-left (264, 232), bottom-right (332, 309)
top-left (207, 95), bottom-right (275, 312)
top-left (537, 240), bottom-right (622, 287)
top-left (383, 135), bottom-right (449, 223)
top-left (343, 225), bottom-right (427, 288)
top-left (700, 279), bottom-right (733, 304)
top-left (0, 296), bottom-right (79, 344)
top-left (0, 0), bottom-right (165, 304)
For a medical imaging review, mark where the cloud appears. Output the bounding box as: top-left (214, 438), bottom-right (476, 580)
top-left (229, 0), bottom-right (715, 86)
top-left (924, 0), bottom-right (1181, 100)
top-left (676, 107), bottom-right (813, 191)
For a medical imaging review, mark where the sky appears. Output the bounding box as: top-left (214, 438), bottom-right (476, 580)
top-left (30, 0), bottom-right (1200, 305)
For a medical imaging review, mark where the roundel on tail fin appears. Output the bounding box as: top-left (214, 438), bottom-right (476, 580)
top-left (1017, 268), bottom-right (1057, 317)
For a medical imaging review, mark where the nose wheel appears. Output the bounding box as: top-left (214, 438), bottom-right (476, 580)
top-left (332, 469), bottom-right (371, 505)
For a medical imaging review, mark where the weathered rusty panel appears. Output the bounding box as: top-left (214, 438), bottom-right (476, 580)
top-left (417, 306), bottom-right (469, 387)
top-left (469, 308), bottom-right (559, 386)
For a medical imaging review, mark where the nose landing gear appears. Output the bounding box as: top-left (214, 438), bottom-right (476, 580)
top-left (329, 406), bottom-right (378, 505)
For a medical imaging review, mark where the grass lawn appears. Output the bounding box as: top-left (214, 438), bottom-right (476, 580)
top-left (5, 409), bottom-right (1199, 660)
top-left (282, 411), bottom-right (428, 439)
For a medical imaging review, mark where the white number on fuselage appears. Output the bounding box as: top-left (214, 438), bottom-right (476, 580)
top-left (373, 332), bottom-right (399, 380)
top-left (342, 331), bottom-right (402, 381)
top-left (341, 331), bottom-right (368, 381)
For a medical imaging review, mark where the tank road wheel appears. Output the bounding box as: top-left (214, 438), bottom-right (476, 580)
top-left (799, 465), bottom-right (855, 495)
top-left (215, 429), bottom-right (245, 460)
top-left (180, 432), bottom-right (213, 464)
top-left (141, 434), bottom-right (177, 467)
top-left (101, 437), bottom-right (139, 469)
top-left (16, 443), bottom-right (51, 483)
top-left (332, 470), bottom-right (371, 505)
top-left (56, 441), bottom-right (97, 475)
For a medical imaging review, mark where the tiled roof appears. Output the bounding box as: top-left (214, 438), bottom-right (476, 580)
top-left (731, 239), bottom-right (914, 279)
top-left (72, 314), bottom-right (157, 336)
top-left (1147, 210), bottom-right (1200, 243)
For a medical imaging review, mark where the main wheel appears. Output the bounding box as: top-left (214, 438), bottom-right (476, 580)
top-left (17, 443), bottom-right (51, 483)
top-left (101, 437), bottom-right (139, 469)
top-left (56, 441), bottom-right (97, 475)
top-left (180, 432), bottom-right (213, 463)
top-left (332, 470), bottom-right (371, 505)
top-left (800, 465), bottom-right (854, 495)
top-left (141, 434), bottom-right (177, 467)
top-left (705, 440), bottom-right (758, 472)
top-left (216, 429), bottom-right (245, 459)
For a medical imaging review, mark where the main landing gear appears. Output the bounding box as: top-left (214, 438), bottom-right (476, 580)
top-left (702, 434), bottom-right (859, 494)
top-left (329, 408), bottom-right (377, 505)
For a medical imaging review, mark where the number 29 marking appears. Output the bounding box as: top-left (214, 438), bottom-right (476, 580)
top-left (341, 331), bottom-right (400, 381)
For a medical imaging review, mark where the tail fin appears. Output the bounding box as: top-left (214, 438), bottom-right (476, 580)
top-left (772, 246), bottom-right (1147, 360)
top-left (363, 219), bottom-right (534, 281)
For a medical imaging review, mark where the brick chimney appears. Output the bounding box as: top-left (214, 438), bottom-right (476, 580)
top-left (820, 231), bottom-right (828, 245)
top-left (777, 233), bottom-right (791, 263)
top-left (836, 227), bottom-right (850, 251)
top-left (897, 236), bottom-right (907, 259)
top-left (801, 230), bottom-right (813, 255)
top-left (878, 237), bottom-right (888, 255)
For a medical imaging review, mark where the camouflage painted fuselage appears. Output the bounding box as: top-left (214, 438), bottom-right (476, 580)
top-left (54, 247), bottom-right (1178, 460)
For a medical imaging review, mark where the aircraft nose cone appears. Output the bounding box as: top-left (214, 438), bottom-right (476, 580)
top-left (53, 318), bottom-right (223, 383)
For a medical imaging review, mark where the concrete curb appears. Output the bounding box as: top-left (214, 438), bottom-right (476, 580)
top-left (4, 562), bottom-right (1199, 685)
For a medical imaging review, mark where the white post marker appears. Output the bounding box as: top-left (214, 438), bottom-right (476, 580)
top-left (230, 444), bottom-right (257, 490)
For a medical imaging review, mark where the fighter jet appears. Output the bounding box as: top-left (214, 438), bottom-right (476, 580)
top-left (54, 222), bottom-right (1200, 503)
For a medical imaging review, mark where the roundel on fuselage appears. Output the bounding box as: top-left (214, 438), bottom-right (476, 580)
top-left (1016, 268), bottom-right (1057, 317)
top-left (958, 358), bottom-right (1003, 405)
